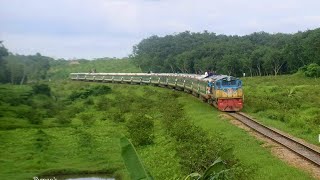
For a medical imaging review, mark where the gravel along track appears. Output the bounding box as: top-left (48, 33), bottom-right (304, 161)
top-left (228, 112), bottom-right (320, 166)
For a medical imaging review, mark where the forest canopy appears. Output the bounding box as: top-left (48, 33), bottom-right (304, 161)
top-left (0, 41), bottom-right (53, 84)
top-left (132, 28), bottom-right (320, 77)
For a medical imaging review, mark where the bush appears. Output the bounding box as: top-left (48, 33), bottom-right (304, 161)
top-left (158, 94), bottom-right (244, 175)
top-left (74, 128), bottom-right (94, 149)
top-left (95, 96), bottom-right (110, 111)
top-left (32, 84), bottom-right (51, 96)
top-left (126, 113), bottom-right (154, 146)
top-left (300, 63), bottom-right (320, 78)
top-left (34, 130), bottom-right (51, 152)
top-left (110, 110), bottom-right (125, 123)
top-left (78, 112), bottom-right (96, 126)
top-left (68, 85), bottom-right (111, 101)
top-left (83, 98), bottom-right (94, 105)
top-left (55, 111), bottom-right (72, 125)
top-left (25, 110), bottom-right (43, 124)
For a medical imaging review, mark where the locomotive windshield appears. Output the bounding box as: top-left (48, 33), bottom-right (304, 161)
top-left (221, 80), bottom-right (237, 86)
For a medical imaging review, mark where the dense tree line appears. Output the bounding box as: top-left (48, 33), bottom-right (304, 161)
top-left (0, 42), bottom-right (52, 84)
top-left (132, 28), bottom-right (320, 77)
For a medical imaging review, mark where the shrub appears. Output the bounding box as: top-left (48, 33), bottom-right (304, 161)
top-left (110, 110), bottom-right (125, 123)
top-left (25, 110), bottom-right (43, 124)
top-left (55, 111), bottom-right (72, 124)
top-left (158, 94), bottom-right (245, 176)
top-left (67, 102), bottom-right (84, 116)
top-left (300, 63), bottom-right (320, 78)
top-left (95, 96), bottom-right (110, 111)
top-left (78, 112), bottom-right (96, 126)
top-left (83, 97), bottom-right (94, 105)
top-left (32, 84), bottom-right (51, 96)
top-left (74, 128), bottom-right (94, 149)
top-left (68, 85), bottom-right (111, 101)
top-left (34, 130), bottom-right (51, 152)
top-left (126, 113), bottom-right (154, 146)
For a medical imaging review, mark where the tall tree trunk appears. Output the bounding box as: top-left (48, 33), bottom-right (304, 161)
top-left (257, 64), bottom-right (262, 76)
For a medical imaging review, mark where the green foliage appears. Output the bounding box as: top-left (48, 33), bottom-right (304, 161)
top-left (0, 51), bottom-right (51, 84)
top-left (158, 93), bottom-right (239, 175)
top-left (0, 42), bottom-right (9, 83)
top-left (32, 83), bottom-right (51, 96)
top-left (0, 82), bottom-right (314, 180)
top-left (120, 137), bottom-right (153, 180)
top-left (242, 75), bottom-right (320, 145)
top-left (133, 28), bottom-right (320, 77)
top-left (109, 110), bottom-right (125, 123)
top-left (300, 63), bottom-right (320, 77)
top-left (55, 110), bottom-right (72, 124)
top-left (69, 85), bottom-right (111, 101)
top-left (48, 58), bottom-right (141, 80)
top-left (24, 110), bottom-right (43, 124)
top-left (74, 128), bottom-right (95, 150)
top-left (126, 113), bottom-right (154, 146)
top-left (34, 130), bottom-right (51, 152)
top-left (78, 112), bottom-right (96, 126)
top-left (95, 96), bottom-right (110, 111)
top-left (185, 157), bottom-right (230, 180)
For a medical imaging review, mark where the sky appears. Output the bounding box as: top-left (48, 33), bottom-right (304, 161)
top-left (1, 0), bottom-right (320, 59)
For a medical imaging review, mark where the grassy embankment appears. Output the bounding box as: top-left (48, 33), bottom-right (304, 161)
top-left (0, 59), bottom-right (317, 179)
top-left (0, 81), bottom-right (315, 180)
top-left (242, 74), bottom-right (320, 146)
top-left (48, 58), bottom-right (141, 80)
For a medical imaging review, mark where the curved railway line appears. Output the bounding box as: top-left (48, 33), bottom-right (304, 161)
top-left (70, 73), bottom-right (320, 167)
top-left (228, 112), bottom-right (320, 167)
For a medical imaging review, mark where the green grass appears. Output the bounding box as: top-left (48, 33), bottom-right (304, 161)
top-left (0, 81), bottom-right (315, 180)
top-left (48, 58), bottom-right (141, 80)
top-left (241, 74), bottom-right (320, 146)
top-left (178, 94), bottom-right (313, 180)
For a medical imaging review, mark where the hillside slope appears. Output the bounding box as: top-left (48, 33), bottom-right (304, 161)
top-left (242, 74), bottom-right (320, 146)
top-left (48, 58), bottom-right (141, 80)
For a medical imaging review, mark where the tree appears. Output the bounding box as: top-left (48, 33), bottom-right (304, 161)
top-left (0, 41), bottom-right (9, 83)
top-left (263, 48), bottom-right (286, 76)
top-left (131, 28), bottom-right (320, 77)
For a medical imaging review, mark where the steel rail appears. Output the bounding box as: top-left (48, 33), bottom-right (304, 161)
top-left (228, 112), bottom-right (320, 166)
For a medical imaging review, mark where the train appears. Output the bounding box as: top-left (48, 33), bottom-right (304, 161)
top-left (202, 75), bottom-right (243, 111)
top-left (69, 73), bottom-right (244, 112)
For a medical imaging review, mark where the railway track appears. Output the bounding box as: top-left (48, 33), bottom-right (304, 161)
top-left (228, 112), bottom-right (320, 167)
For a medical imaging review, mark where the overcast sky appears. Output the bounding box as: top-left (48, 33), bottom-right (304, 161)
top-left (1, 0), bottom-right (320, 59)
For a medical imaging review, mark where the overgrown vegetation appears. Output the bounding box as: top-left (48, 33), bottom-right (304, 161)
top-left (68, 85), bottom-right (111, 101)
top-left (126, 113), bottom-right (154, 146)
top-left (242, 74), bottom-right (320, 145)
top-left (0, 82), bottom-right (314, 179)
